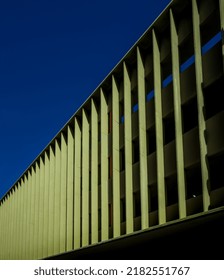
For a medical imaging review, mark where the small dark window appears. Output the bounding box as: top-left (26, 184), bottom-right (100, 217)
top-left (120, 198), bottom-right (126, 222)
top-left (203, 78), bottom-right (224, 120)
top-left (185, 165), bottom-right (203, 199)
top-left (132, 138), bottom-right (139, 164)
top-left (98, 122), bottom-right (101, 141)
top-left (108, 156), bottom-right (112, 179)
top-left (166, 174), bottom-right (178, 206)
top-left (163, 113), bottom-right (176, 145)
top-left (208, 153), bottom-right (224, 191)
top-left (108, 111), bottom-right (112, 133)
top-left (182, 97), bottom-right (198, 133)
top-left (149, 184), bottom-right (158, 212)
top-left (98, 164), bottom-right (101, 185)
top-left (98, 209), bottom-right (101, 230)
top-left (109, 204), bottom-right (113, 227)
top-left (147, 126), bottom-right (156, 155)
top-left (120, 148), bottom-right (125, 171)
top-left (134, 192), bottom-right (141, 218)
top-left (119, 101), bottom-right (124, 124)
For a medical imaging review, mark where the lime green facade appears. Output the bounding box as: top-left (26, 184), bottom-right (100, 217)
top-left (0, 0), bottom-right (224, 259)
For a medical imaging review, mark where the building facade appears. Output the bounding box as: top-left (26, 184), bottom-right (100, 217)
top-left (0, 0), bottom-right (224, 260)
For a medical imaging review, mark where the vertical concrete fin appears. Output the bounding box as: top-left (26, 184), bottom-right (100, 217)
top-left (74, 117), bottom-right (81, 249)
top-left (27, 171), bottom-right (32, 259)
top-left (48, 145), bottom-right (55, 256)
top-left (152, 30), bottom-right (166, 225)
top-left (91, 98), bottom-right (99, 244)
top-left (170, 9), bottom-right (187, 219)
top-left (67, 125), bottom-right (74, 251)
top-left (100, 88), bottom-right (109, 241)
top-left (38, 157), bottom-right (45, 259)
top-left (82, 108), bottom-right (90, 246)
top-left (29, 167), bottom-right (36, 259)
top-left (137, 47), bottom-right (149, 229)
top-left (34, 162), bottom-right (40, 259)
top-left (112, 75), bottom-right (121, 238)
top-left (54, 139), bottom-right (61, 255)
top-left (9, 189), bottom-right (14, 259)
top-left (60, 132), bottom-right (67, 253)
top-left (123, 61), bottom-right (134, 234)
top-left (43, 152), bottom-right (50, 258)
top-left (5, 195), bottom-right (9, 259)
top-left (192, 0), bottom-right (210, 211)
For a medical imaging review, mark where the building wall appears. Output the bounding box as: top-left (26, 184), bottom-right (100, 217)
top-left (0, 0), bottom-right (224, 260)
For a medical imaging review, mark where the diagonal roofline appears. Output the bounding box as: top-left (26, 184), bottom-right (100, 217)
top-left (1, 0), bottom-right (188, 202)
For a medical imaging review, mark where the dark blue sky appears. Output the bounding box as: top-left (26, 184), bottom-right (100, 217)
top-left (0, 0), bottom-right (171, 199)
